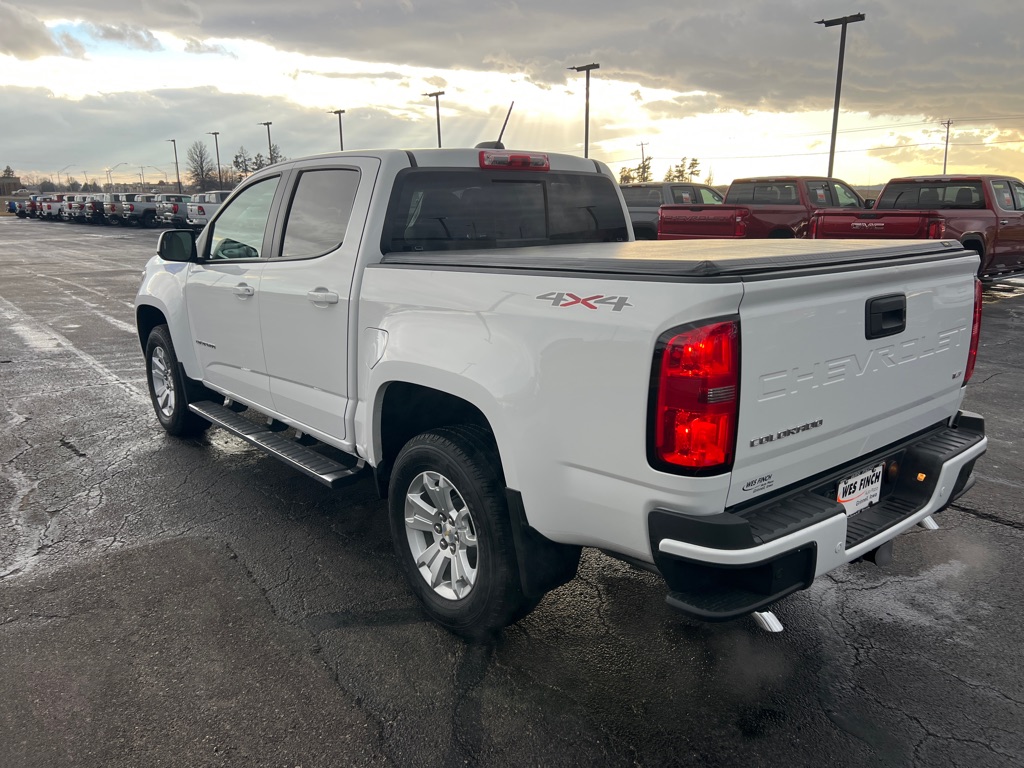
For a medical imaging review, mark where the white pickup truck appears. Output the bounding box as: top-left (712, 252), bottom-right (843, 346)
top-left (186, 190), bottom-right (231, 230)
top-left (135, 148), bottom-right (986, 637)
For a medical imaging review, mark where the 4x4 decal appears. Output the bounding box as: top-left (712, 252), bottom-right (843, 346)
top-left (536, 292), bottom-right (633, 312)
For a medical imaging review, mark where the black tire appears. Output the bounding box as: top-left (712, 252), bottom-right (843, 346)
top-left (143, 211), bottom-right (156, 228)
top-left (388, 425), bottom-right (538, 637)
top-left (144, 324), bottom-right (211, 437)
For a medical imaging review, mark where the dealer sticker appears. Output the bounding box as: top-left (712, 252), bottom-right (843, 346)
top-left (837, 462), bottom-right (884, 516)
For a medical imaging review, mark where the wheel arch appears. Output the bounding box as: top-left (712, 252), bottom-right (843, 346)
top-left (136, 304), bottom-right (167, 353)
top-left (372, 381), bottom-right (499, 498)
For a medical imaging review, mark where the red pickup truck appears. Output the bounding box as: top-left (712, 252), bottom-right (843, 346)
top-left (809, 175), bottom-right (1024, 278)
top-left (658, 176), bottom-right (868, 239)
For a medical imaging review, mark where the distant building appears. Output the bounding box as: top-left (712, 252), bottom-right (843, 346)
top-left (0, 177), bottom-right (24, 195)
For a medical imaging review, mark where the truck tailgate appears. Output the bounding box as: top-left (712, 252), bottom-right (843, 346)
top-left (813, 210), bottom-right (934, 239)
top-left (659, 205), bottom-right (745, 239)
top-left (727, 252), bottom-right (977, 507)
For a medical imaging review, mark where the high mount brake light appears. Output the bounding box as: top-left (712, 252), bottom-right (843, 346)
top-left (478, 150), bottom-right (550, 171)
top-left (650, 320), bottom-right (740, 472)
top-left (965, 278), bottom-right (983, 385)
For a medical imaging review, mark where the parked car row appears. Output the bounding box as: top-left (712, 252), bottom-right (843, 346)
top-left (7, 190), bottom-right (232, 230)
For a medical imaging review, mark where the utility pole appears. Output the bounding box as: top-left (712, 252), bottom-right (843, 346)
top-left (206, 131), bottom-right (223, 186)
top-left (942, 119), bottom-right (952, 174)
top-left (166, 139), bottom-right (182, 193)
top-left (258, 122), bottom-right (273, 162)
top-left (423, 92), bottom-right (444, 148)
top-left (637, 141), bottom-right (648, 180)
top-left (568, 63), bottom-right (600, 158)
top-left (816, 13), bottom-right (865, 177)
top-left (329, 109), bottom-right (346, 151)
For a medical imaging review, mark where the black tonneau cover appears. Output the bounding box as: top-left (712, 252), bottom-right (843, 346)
top-left (381, 238), bottom-right (968, 277)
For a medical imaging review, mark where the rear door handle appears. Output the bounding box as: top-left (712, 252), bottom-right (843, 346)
top-left (307, 289), bottom-right (340, 304)
top-left (1000, 220), bottom-right (1009, 225)
top-left (233, 284), bottom-right (255, 297)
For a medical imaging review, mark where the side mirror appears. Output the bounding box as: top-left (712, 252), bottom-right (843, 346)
top-left (864, 198), bottom-right (876, 209)
top-left (157, 229), bottom-right (196, 262)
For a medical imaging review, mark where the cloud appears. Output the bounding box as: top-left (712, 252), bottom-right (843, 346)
top-left (84, 23), bottom-right (163, 51)
top-left (184, 38), bottom-right (236, 57)
top-left (0, 2), bottom-right (63, 58)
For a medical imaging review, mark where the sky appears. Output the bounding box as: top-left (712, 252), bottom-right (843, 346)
top-left (2, 0), bottom-right (1024, 189)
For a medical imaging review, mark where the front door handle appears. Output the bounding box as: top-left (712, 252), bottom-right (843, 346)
top-left (233, 284), bottom-right (255, 297)
top-left (1000, 220), bottom-right (1009, 225)
top-left (307, 289), bottom-right (340, 305)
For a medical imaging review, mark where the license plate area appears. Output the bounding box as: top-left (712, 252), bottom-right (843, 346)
top-left (837, 462), bottom-right (884, 516)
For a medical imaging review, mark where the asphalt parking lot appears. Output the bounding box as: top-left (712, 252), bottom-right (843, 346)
top-left (1, 215), bottom-right (1022, 768)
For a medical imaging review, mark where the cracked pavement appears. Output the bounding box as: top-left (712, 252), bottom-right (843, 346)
top-left (0, 216), bottom-right (1022, 767)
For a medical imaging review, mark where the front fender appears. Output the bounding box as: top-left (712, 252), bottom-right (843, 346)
top-left (134, 256), bottom-right (199, 378)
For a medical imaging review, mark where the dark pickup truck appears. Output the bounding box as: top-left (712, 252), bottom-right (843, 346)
top-left (620, 181), bottom-right (723, 240)
top-left (658, 176), bottom-right (868, 239)
top-left (809, 175), bottom-right (1024, 278)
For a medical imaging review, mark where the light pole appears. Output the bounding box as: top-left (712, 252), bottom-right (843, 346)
top-left (109, 161), bottom-right (128, 189)
top-left (57, 164), bottom-right (74, 188)
top-left (258, 122), bottom-right (273, 162)
top-left (329, 109), bottom-right (346, 151)
top-left (942, 119), bottom-right (952, 174)
top-left (423, 91), bottom-right (444, 148)
top-left (816, 13), bottom-right (865, 178)
top-left (166, 139), bottom-right (182, 193)
top-left (568, 63), bottom-right (600, 159)
top-left (206, 131), bottom-right (223, 186)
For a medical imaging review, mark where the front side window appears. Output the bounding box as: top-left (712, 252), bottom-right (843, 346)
top-left (698, 187), bottom-right (724, 204)
top-left (832, 182), bottom-right (863, 208)
top-left (1010, 180), bottom-right (1024, 211)
top-left (279, 169), bottom-right (360, 259)
top-left (207, 176), bottom-right (279, 260)
top-left (671, 186), bottom-right (696, 204)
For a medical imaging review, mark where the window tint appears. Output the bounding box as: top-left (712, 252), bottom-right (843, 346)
top-left (621, 187), bottom-right (663, 206)
top-left (280, 169), bottom-right (360, 259)
top-left (207, 176), bottom-right (279, 260)
top-left (832, 182), bottom-right (863, 208)
top-left (382, 169), bottom-right (628, 253)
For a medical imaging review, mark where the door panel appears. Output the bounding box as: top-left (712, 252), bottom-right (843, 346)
top-left (259, 161), bottom-right (377, 441)
top-left (185, 175), bottom-right (281, 407)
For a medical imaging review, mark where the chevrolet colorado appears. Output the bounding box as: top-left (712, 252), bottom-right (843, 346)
top-left (135, 148), bottom-right (986, 637)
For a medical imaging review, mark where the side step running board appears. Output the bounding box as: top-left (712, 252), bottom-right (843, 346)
top-left (189, 401), bottom-right (365, 488)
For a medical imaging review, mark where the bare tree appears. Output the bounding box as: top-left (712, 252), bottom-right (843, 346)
top-left (186, 140), bottom-right (216, 192)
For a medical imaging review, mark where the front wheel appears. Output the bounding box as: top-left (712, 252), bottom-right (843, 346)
top-left (144, 324), bottom-right (211, 437)
top-left (388, 426), bottom-right (539, 637)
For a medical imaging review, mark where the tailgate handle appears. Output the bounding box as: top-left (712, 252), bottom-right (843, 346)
top-left (865, 294), bottom-right (906, 339)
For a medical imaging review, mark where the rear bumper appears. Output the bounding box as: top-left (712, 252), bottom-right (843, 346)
top-left (652, 411), bottom-right (986, 621)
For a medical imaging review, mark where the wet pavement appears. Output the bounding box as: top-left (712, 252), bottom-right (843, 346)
top-left (1, 216), bottom-right (1022, 767)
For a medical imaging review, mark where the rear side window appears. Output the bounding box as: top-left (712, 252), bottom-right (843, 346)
top-left (382, 169), bottom-right (628, 253)
top-left (621, 187), bottom-right (664, 206)
top-left (279, 169), bottom-right (360, 259)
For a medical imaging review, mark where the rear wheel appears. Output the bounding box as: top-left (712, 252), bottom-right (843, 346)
top-left (143, 211), bottom-right (157, 228)
top-left (388, 426), bottom-right (538, 637)
top-left (145, 324), bottom-right (211, 437)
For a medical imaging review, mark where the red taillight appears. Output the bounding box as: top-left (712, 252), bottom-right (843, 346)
top-left (651, 320), bottom-right (740, 471)
top-left (172, 203), bottom-right (179, 213)
top-left (127, 204), bottom-right (135, 212)
top-left (964, 278), bottom-right (983, 385)
top-left (734, 209), bottom-right (750, 238)
top-left (926, 218), bottom-right (946, 239)
top-left (198, 205), bottom-right (206, 215)
top-left (478, 150), bottom-right (549, 170)
top-left (809, 214), bottom-right (819, 238)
